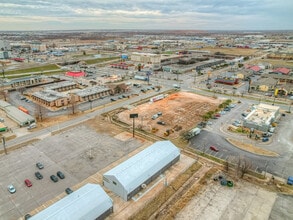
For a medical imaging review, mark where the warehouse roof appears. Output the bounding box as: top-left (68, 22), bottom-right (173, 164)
top-left (30, 184), bottom-right (113, 220)
top-left (103, 140), bottom-right (180, 193)
top-left (44, 81), bottom-right (77, 90)
top-left (0, 100), bottom-right (35, 126)
top-left (32, 90), bottom-right (68, 102)
top-left (74, 86), bottom-right (110, 97)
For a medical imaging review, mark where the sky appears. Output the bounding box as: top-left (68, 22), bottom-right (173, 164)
top-left (0, 0), bottom-right (293, 31)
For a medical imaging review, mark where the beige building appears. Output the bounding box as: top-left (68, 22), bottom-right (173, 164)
top-left (250, 77), bottom-right (278, 92)
top-left (73, 86), bottom-right (111, 102)
top-left (243, 103), bottom-right (280, 132)
top-left (32, 90), bottom-right (69, 108)
top-left (131, 52), bottom-right (161, 64)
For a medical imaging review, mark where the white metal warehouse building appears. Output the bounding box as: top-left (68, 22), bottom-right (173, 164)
top-left (103, 140), bottom-right (180, 201)
top-left (30, 184), bottom-right (113, 220)
top-left (0, 100), bottom-right (35, 126)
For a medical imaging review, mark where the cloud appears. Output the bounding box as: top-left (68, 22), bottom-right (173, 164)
top-left (0, 0), bottom-right (292, 30)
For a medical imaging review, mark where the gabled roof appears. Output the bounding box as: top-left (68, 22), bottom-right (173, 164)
top-left (249, 65), bottom-right (261, 72)
top-left (103, 141), bottom-right (180, 193)
top-left (272, 67), bottom-right (290, 75)
top-left (30, 184), bottom-right (113, 220)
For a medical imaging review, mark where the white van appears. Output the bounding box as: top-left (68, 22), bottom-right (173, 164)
top-left (27, 123), bottom-right (37, 130)
top-left (173, 84), bottom-right (181, 89)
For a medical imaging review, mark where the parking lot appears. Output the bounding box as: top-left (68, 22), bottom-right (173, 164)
top-left (0, 124), bottom-right (145, 219)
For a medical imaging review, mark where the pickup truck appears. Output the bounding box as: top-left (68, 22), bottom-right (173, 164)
top-left (287, 176), bottom-right (293, 185)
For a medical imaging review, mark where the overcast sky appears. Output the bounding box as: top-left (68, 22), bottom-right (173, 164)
top-left (0, 0), bottom-right (292, 31)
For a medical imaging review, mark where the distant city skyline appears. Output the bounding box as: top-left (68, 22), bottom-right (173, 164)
top-left (0, 0), bottom-right (293, 31)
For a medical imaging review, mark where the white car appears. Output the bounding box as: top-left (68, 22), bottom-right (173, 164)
top-left (8, 184), bottom-right (16, 194)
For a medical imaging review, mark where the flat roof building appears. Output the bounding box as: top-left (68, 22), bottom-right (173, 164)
top-left (243, 103), bottom-right (280, 132)
top-left (0, 100), bottom-right (35, 127)
top-left (103, 140), bottom-right (180, 201)
top-left (30, 184), bottom-right (113, 220)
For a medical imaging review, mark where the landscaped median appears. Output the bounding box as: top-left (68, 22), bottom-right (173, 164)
top-left (227, 138), bottom-right (279, 157)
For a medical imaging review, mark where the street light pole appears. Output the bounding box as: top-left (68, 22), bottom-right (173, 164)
top-left (130, 113), bottom-right (138, 138)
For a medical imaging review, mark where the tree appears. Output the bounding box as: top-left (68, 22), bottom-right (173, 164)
top-left (34, 103), bottom-right (48, 122)
top-left (236, 155), bottom-right (252, 178)
top-left (114, 85), bottom-right (122, 94)
top-left (68, 94), bottom-right (78, 115)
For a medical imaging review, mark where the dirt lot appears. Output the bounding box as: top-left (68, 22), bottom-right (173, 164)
top-left (199, 47), bottom-right (259, 56)
top-left (176, 177), bottom-right (277, 220)
top-left (117, 92), bottom-right (220, 138)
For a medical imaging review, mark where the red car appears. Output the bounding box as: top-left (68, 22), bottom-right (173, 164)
top-left (210, 146), bottom-right (219, 152)
top-left (24, 179), bottom-right (32, 187)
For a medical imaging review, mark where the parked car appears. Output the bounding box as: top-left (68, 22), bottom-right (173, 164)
top-left (152, 114), bottom-right (159, 120)
top-left (210, 146), bottom-right (219, 152)
top-left (24, 214), bottom-right (32, 220)
top-left (241, 113), bottom-right (248, 117)
top-left (24, 179), bottom-right (32, 187)
top-left (36, 162), bottom-right (44, 169)
top-left (262, 132), bottom-right (272, 137)
top-left (157, 112), bottom-right (162, 116)
top-left (7, 184), bottom-right (16, 194)
top-left (65, 187), bottom-right (73, 195)
top-left (157, 121), bottom-right (165, 125)
top-left (262, 137), bottom-right (269, 142)
top-left (207, 121), bottom-right (213, 125)
top-left (232, 122), bottom-right (241, 127)
top-left (50, 175), bottom-right (59, 182)
top-left (287, 176), bottom-right (293, 185)
top-left (35, 172), bottom-right (43, 180)
top-left (110, 98), bottom-right (116, 102)
top-left (57, 171), bottom-right (65, 179)
top-left (27, 123), bottom-right (37, 130)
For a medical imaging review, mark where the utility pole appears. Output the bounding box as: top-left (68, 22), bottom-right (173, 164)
top-left (2, 137), bottom-right (7, 155)
top-left (130, 113), bottom-right (138, 137)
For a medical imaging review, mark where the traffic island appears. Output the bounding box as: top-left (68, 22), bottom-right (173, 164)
top-left (226, 138), bottom-right (279, 157)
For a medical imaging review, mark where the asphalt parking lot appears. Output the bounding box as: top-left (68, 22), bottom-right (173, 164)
top-left (0, 125), bottom-right (144, 219)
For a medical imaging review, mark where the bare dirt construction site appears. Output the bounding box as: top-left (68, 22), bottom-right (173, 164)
top-left (117, 92), bottom-right (221, 138)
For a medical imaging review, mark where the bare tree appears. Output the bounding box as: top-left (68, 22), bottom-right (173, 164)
top-left (235, 155), bottom-right (252, 178)
top-left (34, 103), bottom-right (48, 122)
top-left (68, 94), bottom-right (78, 115)
top-left (226, 155), bottom-right (235, 172)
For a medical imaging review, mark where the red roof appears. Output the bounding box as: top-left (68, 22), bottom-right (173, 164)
top-left (249, 65), bottom-right (261, 72)
top-left (272, 67), bottom-right (290, 75)
top-left (66, 71), bottom-right (85, 77)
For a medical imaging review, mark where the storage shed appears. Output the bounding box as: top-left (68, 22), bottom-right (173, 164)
top-left (103, 140), bottom-right (180, 201)
top-left (30, 184), bottom-right (113, 220)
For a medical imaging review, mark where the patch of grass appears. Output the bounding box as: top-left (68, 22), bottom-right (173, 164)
top-left (161, 167), bottom-right (219, 220)
top-left (5, 64), bottom-right (60, 75)
top-left (250, 59), bottom-right (293, 68)
top-left (84, 57), bottom-right (119, 65)
top-left (198, 47), bottom-right (259, 56)
top-left (227, 138), bottom-right (279, 157)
